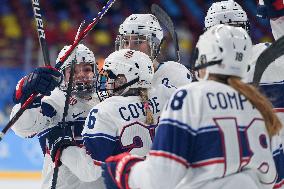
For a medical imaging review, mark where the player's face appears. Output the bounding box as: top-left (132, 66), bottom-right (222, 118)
top-left (64, 63), bottom-right (94, 84)
top-left (198, 68), bottom-right (207, 79)
top-left (121, 35), bottom-right (151, 56)
top-left (106, 74), bottom-right (127, 96)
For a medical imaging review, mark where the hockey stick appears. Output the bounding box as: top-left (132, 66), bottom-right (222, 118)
top-left (62, 20), bottom-right (85, 127)
top-left (0, 0), bottom-right (116, 142)
top-left (151, 4), bottom-right (180, 62)
top-left (252, 35), bottom-right (284, 87)
top-left (32, 0), bottom-right (50, 65)
top-left (55, 0), bottom-right (116, 69)
top-left (0, 0), bottom-right (50, 142)
top-left (50, 21), bottom-right (85, 189)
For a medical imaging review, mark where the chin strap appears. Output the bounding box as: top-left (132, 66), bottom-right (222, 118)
top-left (113, 77), bottom-right (140, 93)
top-left (193, 60), bottom-right (222, 81)
top-left (194, 60), bottom-right (222, 70)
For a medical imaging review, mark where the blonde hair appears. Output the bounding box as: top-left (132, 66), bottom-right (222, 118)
top-left (139, 88), bottom-right (154, 125)
top-left (227, 76), bottom-right (282, 137)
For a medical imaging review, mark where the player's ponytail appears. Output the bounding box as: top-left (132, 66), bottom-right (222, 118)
top-left (227, 76), bottom-right (282, 137)
top-left (139, 88), bottom-right (154, 125)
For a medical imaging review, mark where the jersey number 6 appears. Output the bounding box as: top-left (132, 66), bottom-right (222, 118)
top-left (87, 109), bottom-right (98, 129)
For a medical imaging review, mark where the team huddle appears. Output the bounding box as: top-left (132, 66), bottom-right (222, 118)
top-left (9, 0), bottom-right (284, 189)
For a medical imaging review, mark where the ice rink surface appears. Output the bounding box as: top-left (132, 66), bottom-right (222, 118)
top-left (0, 180), bottom-right (41, 189)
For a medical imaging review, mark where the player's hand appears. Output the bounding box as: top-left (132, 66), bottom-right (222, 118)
top-left (13, 66), bottom-right (63, 104)
top-left (257, 0), bottom-right (284, 19)
top-left (102, 153), bottom-right (144, 189)
top-left (47, 126), bottom-right (76, 164)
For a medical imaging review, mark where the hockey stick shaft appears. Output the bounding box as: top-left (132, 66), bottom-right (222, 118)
top-left (32, 0), bottom-right (50, 66)
top-left (50, 20), bottom-right (86, 189)
top-left (0, 93), bottom-right (37, 137)
top-left (61, 20), bottom-right (85, 125)
top-left (0, 0), bottom-right (50, 142)
top-left (252, 35), bottom-right (284, 86)
top-left (55, 0), bottom-right (116, 69)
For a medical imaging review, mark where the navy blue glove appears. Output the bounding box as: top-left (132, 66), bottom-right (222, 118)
top-left (47, 126), bottom-right (76, 164)
top-left (13, 66), bottom-right (63, 104)
top-left (257, 0), bottom-right (284, 19)
top-left (102, 153), bottom-right (144, 189)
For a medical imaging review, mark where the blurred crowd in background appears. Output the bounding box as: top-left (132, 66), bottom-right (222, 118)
top-left (0, 0), bottom-right (273, 127)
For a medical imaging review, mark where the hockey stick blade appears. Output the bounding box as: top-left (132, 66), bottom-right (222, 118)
top-left (151, 4), bottom-right (180, 62)
top-left (253, 35), bottom-right (284, 87)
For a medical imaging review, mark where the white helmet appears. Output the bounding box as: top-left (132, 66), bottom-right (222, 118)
top-left (195, 24), bottom-right (252, 78)
top-left (97, 49), bottom-right (154, 100)
top-left (56, 44), bottom-right (96, 71)
top-left (115, 14), bottom-right (163, 59)
top-left (56, 44), bottom-right (98, 96)
top-left (205, 0), bottom-right (249, 33)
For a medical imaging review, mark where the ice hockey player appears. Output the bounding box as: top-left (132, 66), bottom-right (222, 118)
top-left (204, 0), bottom-right (268, 77)
top-left (205, 1), bottom-right (284, 188)
top-left (10, 44), bottom-right (105, 189)
top-left (116, 14), bottom-right (193, 88)
top-left (102, 25), bottom-right (282, 189)
top-left (256, 1), bottom-right (284, 188)
top-left (82, 49), bottom-right (176, 182)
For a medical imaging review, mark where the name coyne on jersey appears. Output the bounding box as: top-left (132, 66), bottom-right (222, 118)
top-left (119, 97), bottom-right (160, 121)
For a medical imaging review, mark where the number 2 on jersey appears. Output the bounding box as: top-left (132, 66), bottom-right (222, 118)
top-left (120, 121), bottom-right (158, 156)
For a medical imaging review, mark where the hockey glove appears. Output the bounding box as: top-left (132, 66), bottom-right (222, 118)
top-left (13, 66), bottom-right (63, 104)
top-left (102, 153), bottom-right (144, 189)
top-left (257, 0), bottom-right (284, 19)
top-left (47, 126), bottom-right (76, 165)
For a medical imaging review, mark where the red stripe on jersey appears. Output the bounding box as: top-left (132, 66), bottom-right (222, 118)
top-left (274, 178), bottom-right (284, 189)
top-left (149, 151), bottom-right (189, 168)
top-left (274, 108), bottom-right (284, 113)
top-left (85, 148), bottom-right (102, 166)
top-left (93, 159), bottom-right (102, 166)
top-left (191, 158), bottom-right (225, 168)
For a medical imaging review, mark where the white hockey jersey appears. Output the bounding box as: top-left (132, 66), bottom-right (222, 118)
top-left (152, 61), bottom-right (193, 88)
top-left (243, 17), bottom-right (284, 189)
top-left (10, 88), bottom-right (104, 189)
top-left (82, 84), bottom-right (175, 163)
top-left (128, 81), bottom-right (277, 189)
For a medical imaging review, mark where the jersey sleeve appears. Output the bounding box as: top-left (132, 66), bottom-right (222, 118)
top-left (270, 16), bottom-right (284, 40)
top-left (60, 146), bottom-right (102, 182)
top-left (82, 103), bottom-right (118, 163)
top-left (243, 43), bottom-right (270, 83)
top-left (128, 87), bottom-right (200, 189)
top-left (10, 88), bottom-right (65, 138)
top-left (152, 61), bottom-right (193, 88)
